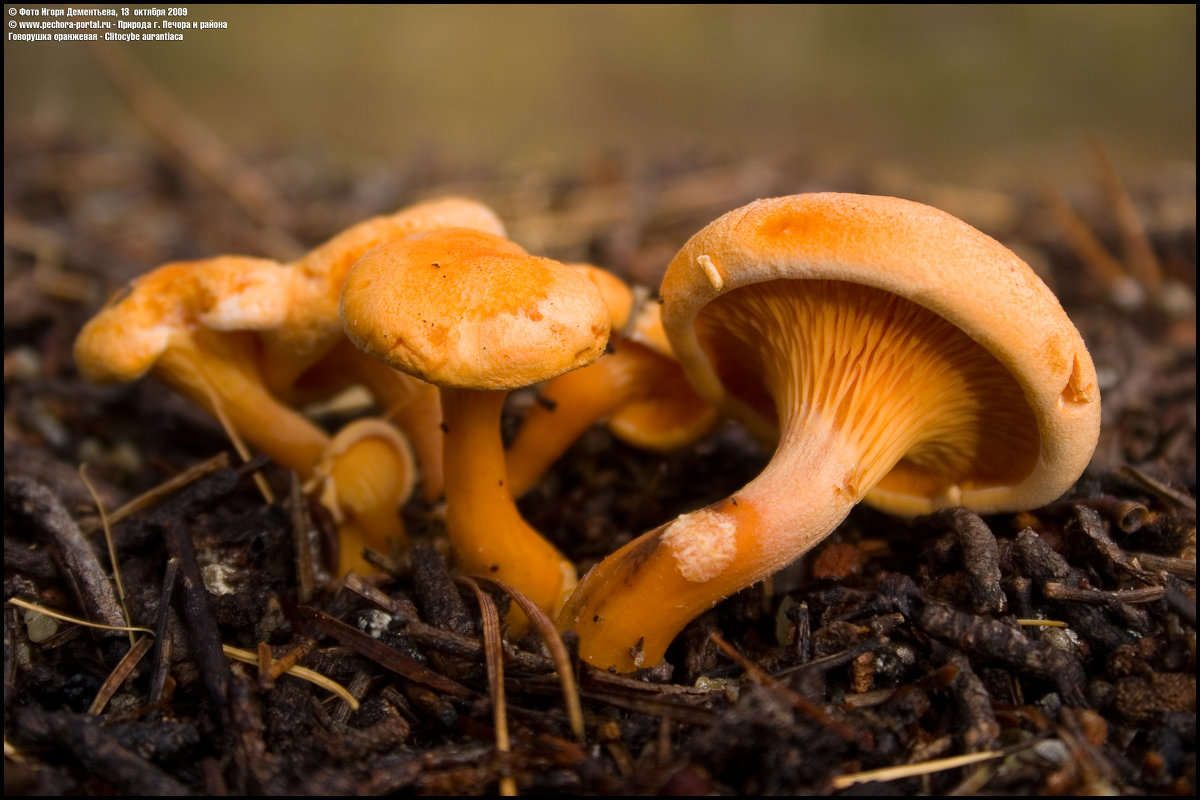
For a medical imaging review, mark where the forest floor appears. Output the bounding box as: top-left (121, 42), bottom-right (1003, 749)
top-left (3, 98), bottom-right (1196, 796)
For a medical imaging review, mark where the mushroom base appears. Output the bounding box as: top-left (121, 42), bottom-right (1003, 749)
top-left (558, 417), bottom-right (863, 672)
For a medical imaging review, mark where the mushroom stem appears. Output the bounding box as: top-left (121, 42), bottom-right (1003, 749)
top-left (155, 328), bottom-right (330, 479)
top-left (440, 387), bottom-right (577, 628)
top-left (559, 411), bottom-right (861, 671)
top-left (506, 347), bottom-right (652, 497)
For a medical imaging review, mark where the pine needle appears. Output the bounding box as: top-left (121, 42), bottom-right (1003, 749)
top-left (222, 644), bottom-right (359, 710)
top-left (474, 576), bottom-right (586, 743)
top-left (463, 577), bottom-right (517, 797)
top-left (79, 464), bottom-right (134, 647)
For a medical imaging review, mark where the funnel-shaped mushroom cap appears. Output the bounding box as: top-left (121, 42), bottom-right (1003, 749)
top-left (340, 228), bottom-right (611, 390)
top-left (661, 192), bottom-right (1101, 515)
top-left (307, 418), bottom-right (417, 575)
top-left (73, 256), bottom-right (332, 479)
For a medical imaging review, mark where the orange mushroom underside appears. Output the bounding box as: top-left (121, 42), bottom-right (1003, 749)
top-left (561, 278), bottom-right (1043, 670)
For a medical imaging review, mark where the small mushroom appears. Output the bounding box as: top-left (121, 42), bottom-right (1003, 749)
top-left (340, 227), bottom-right (611, 624)
top-left (306, 418), bottom-right (416, 575)
top-left (558, 193), bottom-right (1102, 671)
top-left (74, 257), bottom-right (332, 478)
top-left (506, 266), bottom-right (718, 497)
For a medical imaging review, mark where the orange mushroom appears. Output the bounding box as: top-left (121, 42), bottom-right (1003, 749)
top-left (74, 197), bottom-right (507, 575)
top-left (558, 193), bottom-right (1102, 671)
top-left (306, 418), bottom-right (416, 574)
top-left (74, 257), bottom-right (330, 479)
top-left (340, 228), bottom-right (611, 626)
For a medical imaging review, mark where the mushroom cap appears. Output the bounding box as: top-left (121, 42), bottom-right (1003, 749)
top-left (661, 193), bottom-right (1101, 515)
top-left (74, 256), bottom-right (281, 383)
top-left (212, 197), bottom-right (507, 393)
top-left (567, 262), bottom-right (635, 332)
top-left (340, 228), bottom-right (611, 390)
top-left (605, 302), bottom-right (720, 450)
top-left (290, 196), bottom-right (507, 294)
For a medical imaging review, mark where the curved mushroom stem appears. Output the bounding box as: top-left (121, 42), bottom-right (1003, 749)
top-left (441, 387), bottom-right (578, 632)
top-left (507, 339), bottom-right (717, 498)
top-left (287, 338), bottom-right (446, 502)
top-left (558, 414), bottom-right (862, 672)
top-left (559, 280), bottom-right (1033, 671)
top-left (154, 328), bottom-right (330, 479)
top-left (505, 346), bottom-right (651, 497)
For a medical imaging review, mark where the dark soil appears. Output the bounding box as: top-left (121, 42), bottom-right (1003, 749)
top-left (4, 115), bottom-right (1195, 795)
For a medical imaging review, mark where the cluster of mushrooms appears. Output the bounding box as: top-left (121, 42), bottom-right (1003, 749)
top-left (74, 192), bottom-right (1102, 673)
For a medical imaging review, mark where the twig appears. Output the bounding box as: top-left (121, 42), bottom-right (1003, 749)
top-left (289, 472), bottom-right (315, 603)
top-left (1129, 552), bottom-right (1196, 581)
top-left (297, 606), bottom-right (472, 697)
top-left (345, 574), bottom-right (557, 672)
top-left (149, 558), bottom-right (179, 706)
top-left (5, 476), bottom-right (128, 635)
top-left (79, 464), bottom-right (134, 647)
top-left (1117, 464), bottom-right (1196, 513)
top-left (12, 707), bottom-right (193, 796)
top-left (81, 452), bottom-right (232, 534)
top-left (708, 631), bottom-right (861, 744)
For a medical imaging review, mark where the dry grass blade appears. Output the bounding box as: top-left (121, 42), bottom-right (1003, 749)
top-left (1044, 184), bottom-right (1139, 305)
top-left (1091, 138), bottom-right (1164, 297)
top-left (462, 578), bottom-right (517, 797)
top-left (88, 636), bottom-right (154, 715)
top-left (830, 748), bottom-right (1006, 790)
top-left (221, 644), bottom-right (358, 710)
top-left (200, 379), bottom-right (274, 504)
top-left (6, 598), bottom-right (155, 636)
top-left (259, 638), bottom-right (317, 690)
top-left (473, 576), bottom-right (585, 743)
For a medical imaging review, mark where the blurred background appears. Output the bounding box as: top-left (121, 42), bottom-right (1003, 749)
top-left (5, 4), bottom-right (1195, 188)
